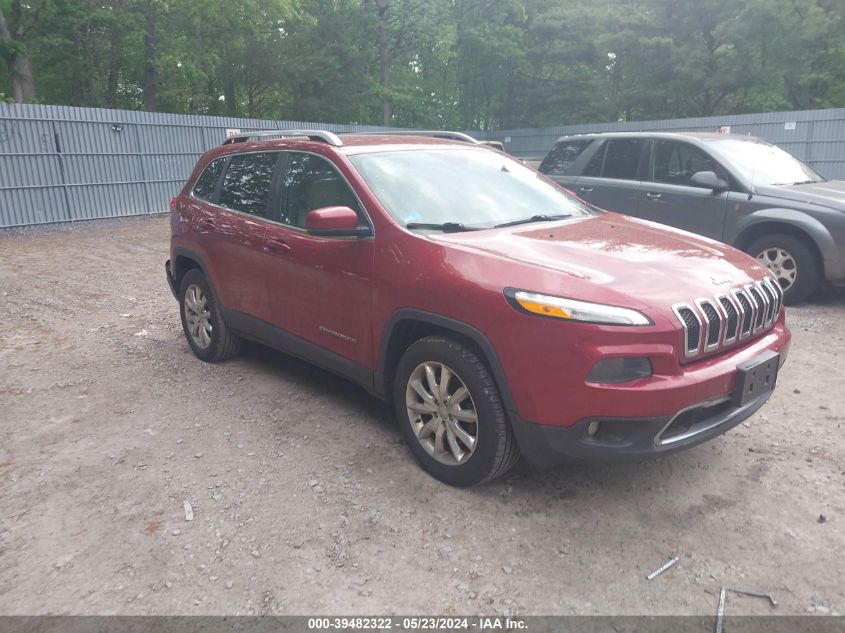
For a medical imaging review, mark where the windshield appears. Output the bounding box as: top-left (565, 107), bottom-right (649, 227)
top-left (348, 148), bottom-right (593, 229)
top-left (705, 138), bottom-right (824, 186)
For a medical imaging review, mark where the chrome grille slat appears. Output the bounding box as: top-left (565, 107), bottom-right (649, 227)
top-left (675, 278), bottom-right (782, 361)
top-left (717, 294), bottom-right (739, 344)
top-left (746, 284), bottom-right (766, 332)
top-left (696, 299), bottom-right (722, 351)
top-left (733, 289), bottom-right (754, 338)
top-left (758, 281), bottom-right (776, 326)
top-left (765, 278), bottom-right (783, 316)
top-left (673, 304), bottom-right (702, 358)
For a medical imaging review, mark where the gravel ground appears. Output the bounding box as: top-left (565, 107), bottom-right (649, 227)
top-left (0, 215), bottom-right (843, 616)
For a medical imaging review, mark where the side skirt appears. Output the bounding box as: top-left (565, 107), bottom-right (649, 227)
top-left (222, 309), bottom-right (378, 396)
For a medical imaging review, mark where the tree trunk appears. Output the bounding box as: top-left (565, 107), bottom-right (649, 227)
top-left (11, 56), bottom-right (35, 102)
top-left (377, 3), bottom-right (392, 126)
top-left (1, 3), bottom-right (36, 103)
top-left (142, 1), bottom-right (157, 111)
top-left (223, 67), bottom-right (237, 116)
top-left (106, 2), bottom-right (126, 108)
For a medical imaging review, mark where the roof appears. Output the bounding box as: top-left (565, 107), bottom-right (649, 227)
top-left (223, 129), bottom-right (482, 145)
top-left (553, 131), bottom-right (763, 143)
top-left (209, 130), bottom-right (493, 160)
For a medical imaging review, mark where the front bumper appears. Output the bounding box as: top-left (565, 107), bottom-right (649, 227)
top-left (510, 388), bottom-right (773, 467)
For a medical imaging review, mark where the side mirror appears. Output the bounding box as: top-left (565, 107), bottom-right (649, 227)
top-left (690, 170), bottom-right (729, 192)
top-left (305, 206), bottom-right (370, 237)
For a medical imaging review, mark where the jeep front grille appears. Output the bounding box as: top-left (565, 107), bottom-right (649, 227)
top-left (673, 277), bottom-right (782, 359)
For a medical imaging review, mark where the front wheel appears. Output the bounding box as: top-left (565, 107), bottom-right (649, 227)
top-left (393, 336), bottom-right (519, 487)
top-left (746, 233), bottom-right (820, 305)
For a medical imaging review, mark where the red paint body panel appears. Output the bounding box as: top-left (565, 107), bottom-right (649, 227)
top-left (170, 136), bottom-right (792, 440)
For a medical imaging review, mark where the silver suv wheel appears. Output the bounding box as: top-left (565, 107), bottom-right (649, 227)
top-left (756, 247), bottom-right (796, 293)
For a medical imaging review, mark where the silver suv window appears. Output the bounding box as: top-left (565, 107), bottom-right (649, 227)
top-left (705, 138), bottom-right (823, 186)
top-left (540, 140), bottom-right (592, 176)
top-left (601, 139), bottom-right (644, 180)
top-left (582, 139), bottom-right (644, 180)
top-left (651, 140), bottom-right (721, 186)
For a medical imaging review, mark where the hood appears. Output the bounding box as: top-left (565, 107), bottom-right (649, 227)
top-left (431, 213), bottom-right (770, 312)
top-left (754, 180), bottom-right (845, 212)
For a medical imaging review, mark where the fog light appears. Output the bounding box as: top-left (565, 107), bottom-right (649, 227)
top-left (587, 357), bottom-right (653, 383)
top-left (587, 420), bottom-right (601, 437)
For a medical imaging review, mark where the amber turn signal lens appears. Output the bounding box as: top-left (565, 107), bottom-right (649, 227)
top-left (515, 296), bottom-right (573, 320)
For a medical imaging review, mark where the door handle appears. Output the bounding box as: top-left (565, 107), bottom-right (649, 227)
top-left (264, 237), bottom-right (291, 253)
top-left (645, 192), bottom-right (662, 200)
top-left (579, 186), bottom-right (594, 193)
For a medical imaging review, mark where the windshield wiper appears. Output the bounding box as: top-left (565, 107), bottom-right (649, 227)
top-left (791, 179), bottom-right (821, 185)
top-left (405, 222), bottom-right (478, 232)
top-left (494, 213), bottom-right (571, 228)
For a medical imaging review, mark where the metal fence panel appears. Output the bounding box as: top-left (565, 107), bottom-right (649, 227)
top-left (0, 187), bottom-right (68, 225)
top-left (0, 154), bottom-right (62, 188)
top-left (0, 103), bottom-right (401, 228)
top-left (66, 183), bottom-right (149, 220)
top-left (2, 103), bottom-right (845, 228)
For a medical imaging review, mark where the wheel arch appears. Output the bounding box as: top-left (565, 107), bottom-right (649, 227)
top-left (732, 210), bottom-right (832, 276)
top-left (376, 310), bottom-right (517, 415)
top-left (172, 248), bottom-right (206, 287)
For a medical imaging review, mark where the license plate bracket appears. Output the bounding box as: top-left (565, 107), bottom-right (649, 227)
top-left (732, 350), bottom-right (780, 407)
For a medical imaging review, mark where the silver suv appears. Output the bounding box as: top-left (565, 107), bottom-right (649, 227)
top-left (539, 132), bottom-right (845, 303)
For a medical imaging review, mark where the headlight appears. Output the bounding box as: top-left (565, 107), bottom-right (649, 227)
top-left (506, 289), bottom-right (652, 326)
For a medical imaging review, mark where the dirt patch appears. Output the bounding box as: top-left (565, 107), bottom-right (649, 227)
top-left (0, 215), bottom-right (843, 615)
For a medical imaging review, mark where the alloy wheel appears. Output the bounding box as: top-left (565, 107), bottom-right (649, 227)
top-left (405, 362), bottom-right (478, 466)
top-left (756, 247), bottom-right (797, 293)
top-left (183, 284), bottom-right (213, 349)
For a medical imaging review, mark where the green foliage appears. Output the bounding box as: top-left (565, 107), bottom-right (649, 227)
top-left (2, 0), bottom-right (845, 127)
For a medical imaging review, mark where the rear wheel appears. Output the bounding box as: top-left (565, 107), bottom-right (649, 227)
top-left (179, 269), bottom-right (241, 362)
top-left (746, 233), bottom-right (820, 305)
top-left (393, 336), bottom-right (519, 487)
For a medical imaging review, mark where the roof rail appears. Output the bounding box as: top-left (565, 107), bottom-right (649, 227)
top-left (222, 130), bottom-right (343, 147)
top-left (351, 130), bottom-right (481, 144)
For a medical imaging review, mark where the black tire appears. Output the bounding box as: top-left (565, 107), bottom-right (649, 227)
top-left (746, 233), bottom-right (820, 305)
top-left (393, 336), bottom-right (519, 487)
top-left (178, 269), bottom-right (242, 362)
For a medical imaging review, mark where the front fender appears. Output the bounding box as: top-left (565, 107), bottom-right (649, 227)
top-left (733, 208), bottom-right (844, 281)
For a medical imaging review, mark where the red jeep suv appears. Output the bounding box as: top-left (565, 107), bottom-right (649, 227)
top-left (166, 130), bottom-right (791, 486)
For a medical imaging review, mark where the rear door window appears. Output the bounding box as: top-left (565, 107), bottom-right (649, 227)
top-left (651, 140), bottom-right (721, 186)
top-left (218, 152), bottom-right (279, 218)
top-left (539, 140), bottom-right (592, 176)
top-left (601, 139), bottom-right (644, 180)
top-left (582, 141), bottom-right (607, 177)
top-left (192, 157), bottom-right (227, 202)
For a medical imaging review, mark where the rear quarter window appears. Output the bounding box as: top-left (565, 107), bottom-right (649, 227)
top-left (539, 140), bottom-right (592, 176)
top-left (192, 157), bottom-right (227, 201)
